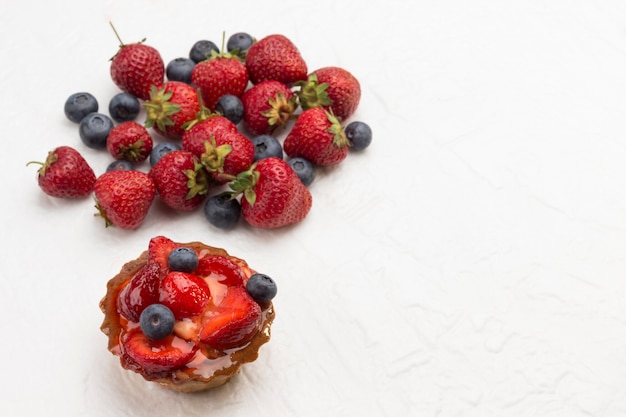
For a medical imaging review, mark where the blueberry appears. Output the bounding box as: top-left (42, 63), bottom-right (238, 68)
top-left (64, 92), bottom-right (98, 123)
top-left (189, 40), bottom-right (219, 63)
top-left (106, 160), bottom-right (135, 172)
top-left (168, 247), bottom-right (199, 273)
top-left (251, 134), bottom-right (283, 161)
top-left (227, 32), bottom-right (254, 53)
top-left (288, 157), bottom-right (315, 187)
top-left (149, 142), bottom-right (182, 166)
top-left (139, 304), bottom-right (175, 341)
top-left (215, 95), bottom-right (244, 125)
top-left (108, 92), bottom-right (140, 123)
top-left (203, 192), bottom-right (241, 229)
top-left (345, 121), bottom-right (372, 151)
top-left (246, 273), bottom-right (277, 304)
top-left (166, 57), bottom-right (195, 84)
top-left (79, 112), bottom-right (114, 149)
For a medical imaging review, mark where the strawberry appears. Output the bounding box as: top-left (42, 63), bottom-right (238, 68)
top-left (245, 34), bottom-right (307, 85)
top-left (296, 66), bottom-right (361, 121)
top-left (117, 261), bottom-right (161, 322)
top-left (191, 49), bottom-right (249, 111)
top-left (283, 107), bottom-right (350, 166)
top-left (241, 80), bottom-right (297, 136)
top-left (159, 271), bottom-right (211, 320)
top-left (195, 255), bottom-right (245, 287)
top-left (149, 149), bottom-right (210, 211)
top-left (144, 82), bottom-right (201, 139)
top-left (120, 327), bottom-right (198, 374)
top-left (147, 235), bottom-right (179, 275)
top-left (199, 286), bottom-right (262, 351)
top-left (182, 115), bottom-right (254, 184)
top-left (27, 146), bottom-right (96, 198)
top-left (106, 121), bottom-right (153, 163)
top-left (93, 170), bottom-right (156, 229)
top-left (109, 24), bottom-right (164, 100)
top-left (230, 157), bottom-right (312, 229)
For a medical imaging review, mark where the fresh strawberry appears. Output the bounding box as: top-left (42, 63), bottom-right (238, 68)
top-left (106, 121), bottom-right (153, 163)
top-left (199, 286), bottom-right (262, 351)
top-left (117, 261), bottom-right (161, 322)
top-left (195, 255), bottom-right (244, 287)
top-left (109, 24), bottom-right (164, 100)
top-left (182, 115), bottom-right (254, 184)
top-left (120, 327), bottom-right (198, 374)
top-left (241, 80), bottom-right (297, 136)
top-left (27, 146), bottom-right (96, 198)
top-left (159, 271), bottom-right (211, 320)
top-left (230, 157), bottom-right (312, 229)
top-left (283, 107), bottom-right (350, 166)
top-left (191, 50), bottom-right (249, 111)
top-left (94, 170), bottom-right (156, 229)
top-left (144, 82), bottom-right (201, 139)
top-left (296, 66), bottom-right (361, 121)
top-left (149, 149), bottom-right (210, 211)
top-left (245, 34), bottom-right (307, 85)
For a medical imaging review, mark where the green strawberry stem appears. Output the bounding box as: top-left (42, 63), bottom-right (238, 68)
top-left (326, 109), bottom-right (351, 148)
top-left (184, 161), bottom-right (211, 200)
top-left (295, 74), bottom-right (333, 110)
top-left (261, 92), bottom-right (298, 131)
top-left (182, 89), bottom-right (213, 131)
top-left (227, 163), bottom-right (260, 206)
top-left (26, 150), bottom-right (57, 176)
top-left (200, 137), bottom-right (233, 173)
top-left (144, 85), bottom-right (181, 133)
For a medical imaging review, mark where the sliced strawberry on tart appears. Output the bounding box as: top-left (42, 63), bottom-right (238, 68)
top-left (100, 236), bottom-right (276, 392)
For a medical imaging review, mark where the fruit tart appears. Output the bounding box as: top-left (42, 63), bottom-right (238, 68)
top-left (100, 236), bottom-right (277, 392)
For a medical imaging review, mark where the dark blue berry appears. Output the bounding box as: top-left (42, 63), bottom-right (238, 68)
top-left (345, 121), bottom-right (372, 151)
top-left (204, 192), bottom-right (241, 229)
top-left (251, 134), bottom-right (283, 161)
top-left (168, 247), bottom-right (199, 273)
top-left (108, 92), bottom-right (140, 123)
top-left (189, 40), bottom-right (219, 63)
top-left (227, 32), bottom-right (254, 53)
top-left (64, 92), bottom-right (98, 123)
top-left (79, 113), bottom-right (114, 149)
top-left (106, 160), bottom-right (135, 172)
top-left (288, 157), bottom-right (315, 187)
top-left (246, 273), bottom-right (277, 304)
top-left (215, 95), bottom-right (244, 125)
top-left (149, 142), bottom-right (182, 166)
top-left (139, 304), bottom-right (175, 341)
top-left (166, 57), bottom-right (195, 84)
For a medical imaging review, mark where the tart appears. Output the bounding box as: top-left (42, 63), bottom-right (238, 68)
top-left (100, 236), bottom-right (276, 392)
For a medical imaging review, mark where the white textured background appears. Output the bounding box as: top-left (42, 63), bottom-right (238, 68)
top-left (2, 0), bottom-right (626, 416)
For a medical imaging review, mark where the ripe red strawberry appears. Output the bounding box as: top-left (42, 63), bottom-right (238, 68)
top-left (27, 146), bottom-right (96, 198)
top-left (283, 107), bottom-right (350, 166)
top-left (241, 80), bottom-right (297, 136)
top-left (147, 235), bottom-right (179, 274)
top-left (191, 50), bottom-right (249, 111)
top-left (182, 115), bottom-right (254, 184)
top-left (230, 157), bottom-right (312, 229)
top-left (106, 121), bottom-right (153, 162)
top-left (120, 327), bottom-right (198, 374)
top-left (245, 34), bottom-right (307, 85)
top-left (149, 149), bottom-right (210, 211)
top-left (109, 24), bottom-right (164, 100)
top-left (94, 170), bottom-right (156, 229)
top-left (296, 66), bottom-right (361, 121)
top-left (199, 286), bottom-right (262, 351)
top-left (195, 255), bottom-right (245, 287)
top-left (144, 82), bottom-right (201, 139)
top-left (159, 271), bottom-right (211, 320)
top-left (117, 261), bottom-right (161, 322)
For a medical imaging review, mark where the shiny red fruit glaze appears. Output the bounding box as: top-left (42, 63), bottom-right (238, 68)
top-left (117, 262), bottom-right (161, 322)
top-left (159, 271), bottom-right (211, 319)
top-left (195, 255), bottom-right (244, 287)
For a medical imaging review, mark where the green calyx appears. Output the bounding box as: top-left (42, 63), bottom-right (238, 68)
top-left (295, 74), bottom-right (333, 110)
top-left (227, 163), bottom-right (260, 206)
top-left (144, 85), bottom-right (182, 133)
top-left (184, 161), bottom-right (211, 200)
top-left (325, 110), bottom-right (350, 148)
top-left (261, 92), bottom-right (298, 131)
top-left (200, 136), bottom-right (233, 173)
top-left (119, 140), bottom-right (146, 162)
top-left (26, 149), bottom-right (57, 177)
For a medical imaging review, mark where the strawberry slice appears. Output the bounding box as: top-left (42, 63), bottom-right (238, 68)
top-left (199, 286), bottom-right (262, 350)
top-left (147, 236), bottom-right (179, 275)
top-left (120, 327), bottom-right (197, 374)
top-left (159, 271), bottom-right (211, 319)
top-left (195, 255), bottom-right (245, 287)
top-left (117, 262), bottom-right (161, 322)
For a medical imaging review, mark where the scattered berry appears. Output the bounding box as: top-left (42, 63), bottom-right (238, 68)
top-left (215, 94), bottom-right (244, 125)
top-left (106, 121), bottom-right (153, 163)
top-left (144, 82), bottom-right (200, 139)
top-left (345, 121), bottom-right (372, 151)
top-left (166, 57), bottom-right (195, 84)
top-left (246, 273), bottom-right (277, 304)
top-left (226, 32), bottom-right (255, 54)
top-left (79, 112), bottom-right (114, 149)
top-left (106, 160), bottom-right (135, 172)
top-left (139, 303), bottom-right (175, 340)
top-left (108, 92), bottom-right (140, 122)
top-left (189, 39), bottom-right (219, 63)
top-left (241, 80), bottom-right (297, 135)
top-left (203, 192), bottom-right (241, 229)
top-left (296, 67), bottom-right (361, 121)
top-left (168, 247), bottom-right (199, 273)
top-left (64, 92), bottom-right (98, 123)
top-left (27, 146), bottom-right (96, 198)
top-left (251, 134), bottom-right (283, 161)
top-left (245, 34), bottom-right (307, 85)
top-left (149, 141), bottom-right (181, 166)
top-left (288, 157), bottom-right (315, 187)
